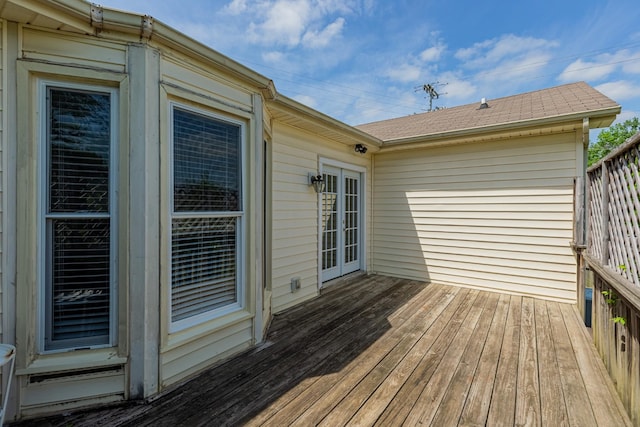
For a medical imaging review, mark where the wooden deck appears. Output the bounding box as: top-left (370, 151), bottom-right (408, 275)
top-left (17, 275), bottom-right (632, 426)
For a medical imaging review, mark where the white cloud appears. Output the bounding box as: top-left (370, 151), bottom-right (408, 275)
top-left (302, 17), bottom-right (345, 48)
top-left (617, 109), bottom-right (639, 123)
top-left (623, 60), bottom-right (640, 74)
top-left (444, 80), bottom-right (477, 101)
top-left (455, 34), bottom-right (557, 70)
top-left (262, 51), bottom-right (286, 64)
top-left (248, 0), bottom-right (312, 47)
top-left (385, 63), bottom-right (422, 83)
top-left (595, 80), bottom-right (640, 102)
top-left (559, 49), bottom-right (640, 82)
top-left (559, 58), bottom-right (617, 82)
top-left (420, 43), bottom-right (446, 63)
top-left (484, 52), bottom-right (552, 82)
top-left (223, 0), bottom-right (248, 15)
top-left (242, 0), bottom-right (358, 49)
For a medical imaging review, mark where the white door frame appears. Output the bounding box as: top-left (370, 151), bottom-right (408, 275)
top-left (317, 158), bottom-right (366, 288)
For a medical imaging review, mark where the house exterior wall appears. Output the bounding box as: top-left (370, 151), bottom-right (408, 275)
top-left (372, 133), bottom-right (581, 303)
top-left (270, 122), bottom-right (372, 313)
top-left (6, 22), bottom-right (265, 419)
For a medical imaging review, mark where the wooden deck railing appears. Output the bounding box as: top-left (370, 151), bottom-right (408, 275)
top-left (579, 131), bottom-right (640, 425)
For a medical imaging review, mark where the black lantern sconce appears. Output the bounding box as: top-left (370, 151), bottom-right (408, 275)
top-left (309, 173), bottom-right (325, 193)
top-left (354, 143), bottom-right (368, 154)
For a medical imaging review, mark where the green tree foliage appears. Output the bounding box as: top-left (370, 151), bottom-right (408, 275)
top-left (588, 117), bottom-right (640, 166)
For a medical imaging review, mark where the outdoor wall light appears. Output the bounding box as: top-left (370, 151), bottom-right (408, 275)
top-left (309, 173), bottom-right (325, 193)
top-left (354, 143), bottom-right (368, 154)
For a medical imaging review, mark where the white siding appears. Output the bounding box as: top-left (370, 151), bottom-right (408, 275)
top-left (22, 27), bottom-right (126, 72)
top-left (271, 122), bottom-right (371, 313)
top-left (373, 134), bottom-right (579, 302)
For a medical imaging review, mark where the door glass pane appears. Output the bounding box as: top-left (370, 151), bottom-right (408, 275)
top-left (344, 176), bottom-right (359, 264)
top-left (322, 173), bottom-right (338, 270)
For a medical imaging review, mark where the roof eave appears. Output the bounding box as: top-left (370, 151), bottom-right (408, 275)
top-left (379, 106), bottom-right (621, 152)
top-left (1, 0), bottom-right (278, 97)
top-left (267, 95), bottom-right (383, 150)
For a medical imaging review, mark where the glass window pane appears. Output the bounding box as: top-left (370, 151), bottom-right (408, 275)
top-left (171, 217), bottom-right (238, 321)
top-left (48, 88), bottom-right (111, 213)
top-left (173, 108), bottom-right (241, 212)
top-left (47, 218), bottom-right (111, 350)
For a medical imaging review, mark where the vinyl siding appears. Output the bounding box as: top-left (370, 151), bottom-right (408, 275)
top-left (271, 122), bottom-right (371, 313)
top-left (22, 27), bottom-right (127, 72)
top-left (160, 318), bottom-right (254, 387)
top-left (372, 134), bottom-right (578, 302)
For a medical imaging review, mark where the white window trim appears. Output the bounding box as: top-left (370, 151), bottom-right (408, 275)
top-left (168, 102), bottom-right (246, 333)
top-left (37, 79), bottom-right (119, 353)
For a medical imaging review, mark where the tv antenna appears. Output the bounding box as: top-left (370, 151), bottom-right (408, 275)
top-left (416, 82), bottom-right (448, 111)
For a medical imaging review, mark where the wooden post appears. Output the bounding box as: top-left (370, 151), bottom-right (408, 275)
top-left (601, 162), bottom-right (611, 267)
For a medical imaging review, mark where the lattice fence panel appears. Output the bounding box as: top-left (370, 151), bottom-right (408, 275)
top-left (607, 145), bottom-right (640, 286)
top-left (588, 169), bottom-right (603, 259)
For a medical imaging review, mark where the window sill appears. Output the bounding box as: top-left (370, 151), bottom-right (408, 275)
top-left (17, 348), bottom-right (127, 376)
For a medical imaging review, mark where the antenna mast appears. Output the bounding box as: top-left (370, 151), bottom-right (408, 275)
top-left (419, 82), bottom-right (447, 111)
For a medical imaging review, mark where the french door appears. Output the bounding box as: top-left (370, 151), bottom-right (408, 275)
top-left (321, 166), bottom-right (362, 282)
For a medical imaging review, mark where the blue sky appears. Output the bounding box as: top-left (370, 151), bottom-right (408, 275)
top-left (101, 0), bottom-right (640, 129)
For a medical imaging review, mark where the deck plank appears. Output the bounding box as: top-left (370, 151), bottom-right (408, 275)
top-left (486, 295), bottom-right (521, 426)
top-left (458, 293), bottom-right (510, 426)
top-left (515, 297), bottom-right (542, 426)
top-left (314, 285), bottom-right (460, 427)
top-left (429, 292), bottom-right (501, 426)
top-left (343, 286), bottom-right (467, 426)
top-left (534, 299), bottom-right (569, 426)
top-left (197, 278), bottom-right (422, 425)
top-left (13, 275), bottom-right (633, 427)
top-left (373, 289), bottom-right (479, 426)
top-left (246, 282), bottom-right (453, 426)
top-left (548, 301), bottom-right (599, 427)
top-left (290, 287), bottom-right (473, 426)
top-left (559, 303), bottom-right (633, 427)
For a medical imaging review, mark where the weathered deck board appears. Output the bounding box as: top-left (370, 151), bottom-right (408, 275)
top-left (534, 299), bottom-right (568, 426)
top-left (486, 295), bottom-right (521, 426)
top-left (13, 275), bottom-right (632, 427)
top-left (457, 293), bottom-right (510, 426)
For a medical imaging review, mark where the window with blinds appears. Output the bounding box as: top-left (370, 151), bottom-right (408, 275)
top-left (43, 85), bottom-right (116, 351)
top-left (171, 106), bottom-right (243, 327)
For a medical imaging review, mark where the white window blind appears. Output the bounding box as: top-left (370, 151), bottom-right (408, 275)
top-left (44, 86), bottom-right (114, 351)
top-left (171, 107), bottom-right (242, 325)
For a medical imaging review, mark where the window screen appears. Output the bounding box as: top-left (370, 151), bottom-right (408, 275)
top-left (171, 107), bottom-right (242, 324)
top-left (44, 87), bottom-right (114, 351)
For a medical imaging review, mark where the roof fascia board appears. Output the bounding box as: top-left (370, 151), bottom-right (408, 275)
top-left (380, 107), bottom-right (620, 151)
top-left (2, 0), bottom-right (95, 33)
top-left (269, 96), bottom-right (382, 149)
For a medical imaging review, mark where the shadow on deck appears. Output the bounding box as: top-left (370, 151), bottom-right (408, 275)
top-left (14, 274), bottom-right (633, 426)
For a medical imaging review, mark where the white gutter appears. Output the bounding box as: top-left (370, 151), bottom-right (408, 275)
top-left (379, 107), bottom-right (621, 152)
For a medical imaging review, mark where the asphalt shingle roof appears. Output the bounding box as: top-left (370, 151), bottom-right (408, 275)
top-left (356, 82), bottom-right (619, 142)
